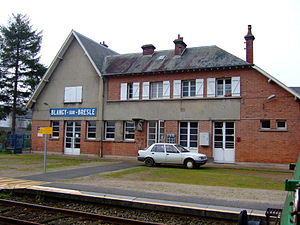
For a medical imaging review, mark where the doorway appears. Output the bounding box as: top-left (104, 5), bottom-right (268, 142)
top-left (213, 121), bottom-right (235, 163)
top-left (64, 121), bottom-right (81, 155)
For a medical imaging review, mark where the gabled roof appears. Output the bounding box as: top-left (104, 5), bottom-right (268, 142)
top-left (102, 46), bottom-right (251, 76)
top-left (27, 30), bottom-right (118, 108)
top-left (253, 66), bottom-right (300, 100)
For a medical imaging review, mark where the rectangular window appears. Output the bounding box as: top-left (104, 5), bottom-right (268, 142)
top-left (216, 78), bottom-right (231, 97)
top-left (182, 80), bottom-right (196, 97)
top-left (124, 121), bottom-right (135, 140)
top-left (105, 121), bottom-right (115, 140)
top-left (261, 120), bottom-right (271, 129)
top-left (64, 86), bottom-right (82, 103)
top-left (51, 121), bottom-right (59, 138)
top-left (147, 120), bottom-right (165, 146)
top-left (179, 122), bottom-right (198, 148)
top-left (277, 120), bottom-right (287, 130)
top-left (150, 82), bottom-right (163, 99)
top-left (127, 83), bottom-right (133, 99)
top-left (214, 122), bottom-right (235, 149)
top-left (87, 121), bottom-right (96, 139)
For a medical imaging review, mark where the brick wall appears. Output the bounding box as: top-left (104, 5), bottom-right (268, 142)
top-left (103, 141), bottom-right (138, 156)
top-left (32, 120), bottom-right (101, 155)
top-left (238, 69), bottom-right (300, 163)
top-left (106, 68), bottom-right (300, 164)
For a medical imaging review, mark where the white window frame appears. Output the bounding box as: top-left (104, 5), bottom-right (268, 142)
top-left (105, 121), bottom-right (115, 140)
top-left (150, 82), bottom-right (163, 99)
top-left (216, 78), bottom-right (232, 97)
top-left (276, 120), bottom-right (287, 130)
top-left (182, 80), bottom-right (196, 97)
top-left (51, 121), bottom-right (59, 139)
top-left (124, 121), bottom-right (135, 141)
top-left (120, 82), bottom-right (139, 100)
top-left (87, 121), bottom-right (96, 139)
top-left (179, 121), bottom-right (198, 148)
top-left (207, 77), bottom-right (240, 98)
top-left (64, 86), bottom-right (82, 103)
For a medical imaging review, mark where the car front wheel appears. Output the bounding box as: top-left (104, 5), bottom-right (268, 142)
top-left (145, 157), bottom-right (155, 167)
top-left (185, 159), bottom-right (195, 169)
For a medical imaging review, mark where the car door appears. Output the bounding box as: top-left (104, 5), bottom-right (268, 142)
top-left (165, 145), bottom-right (182, 163)
top-left (150, 144), bottom-right (166, 163)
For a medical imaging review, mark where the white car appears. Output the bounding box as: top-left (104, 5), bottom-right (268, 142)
top-left (137, 143), bottom-right (207, 169)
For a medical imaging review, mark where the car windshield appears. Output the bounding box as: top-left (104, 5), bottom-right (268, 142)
top-left (175, 145), bottom-right (190, 152)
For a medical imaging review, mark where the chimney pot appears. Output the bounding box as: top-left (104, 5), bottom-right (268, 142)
top-left (173, 35), bottom-right (187, 55)
top-left (141, 44), bottom-right (156, 55)
top-left (244, 25), bottom-right (255, 64)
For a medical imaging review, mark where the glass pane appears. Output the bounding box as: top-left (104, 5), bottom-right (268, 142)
top-left (226, 129), bottom-right (234, 135)
top-left (225, 142), bottom-right (234, 149)
top-left (215, 136), bottom-right (223, 141)
top-left (75, 144), bottom-right (80, 148)
top-left (226, 122), bottom-right (234, 128)
top-left (214, 142), bottom-right (223, 148)
top-left (88, 133), bottom-right (96, 138)
top-left (215, 122), bottom-right (223, 128)
top-left (190, 142), bottom-right (197, 147)
top-left (226, 136), bottom-right (234, 142)
top-left (180, 135), bottom-right (187, 140)
top-left (190, 129), bottom-right (198, 134)
top-left (215, 129), bottom-right (222, 134)
top-left (180, 141), bottom-right (187, 147)
top-left (180, 122), bottom-right (188, 128)
top-left (66, 143), bottom-right (71, 148)
top-left (190, 135), bottom-right (197, 140)
top-left (190, 122), bottom-right (198, 128)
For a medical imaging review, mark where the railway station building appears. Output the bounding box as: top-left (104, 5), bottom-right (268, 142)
top-left (27, 26), bottom-right (300, 164)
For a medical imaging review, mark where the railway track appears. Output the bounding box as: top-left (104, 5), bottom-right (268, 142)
top-left (0, 199), bottom-right (164, 225)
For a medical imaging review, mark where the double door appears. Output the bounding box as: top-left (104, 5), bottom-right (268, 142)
top-left (213, 121), bottom-right (235, 163)
top-left (64, 121), bottom-right (81, 155)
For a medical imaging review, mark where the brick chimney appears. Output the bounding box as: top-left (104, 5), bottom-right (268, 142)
top-left (141, 44), bottom-right (156, 55)
top-left (244, 25), bottom-right (255, 64)
top-left (173, 34), bottom-right (187, 55)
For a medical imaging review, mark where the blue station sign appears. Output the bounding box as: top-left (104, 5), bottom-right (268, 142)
top-left (50, 108), bottom-right (97, 117)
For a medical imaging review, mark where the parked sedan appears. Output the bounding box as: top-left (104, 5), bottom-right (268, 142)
top-left (137, 143), bottom-right (207, 169)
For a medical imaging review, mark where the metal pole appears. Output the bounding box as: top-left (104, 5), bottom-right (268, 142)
top-left (43, 134), bottom-right (47, 173)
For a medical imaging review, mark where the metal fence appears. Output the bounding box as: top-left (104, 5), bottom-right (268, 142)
top-left (5, 134), bottom-right (31, 153)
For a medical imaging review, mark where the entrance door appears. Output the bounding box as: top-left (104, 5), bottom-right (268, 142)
top-left (179, 122), bottom-right (198, 152)
top-left (213, 121), bottom-right (235, 163)
top-left (64, 121), bottom-right (81, 155)
top-left (147, 121), bottom-right (165, 146)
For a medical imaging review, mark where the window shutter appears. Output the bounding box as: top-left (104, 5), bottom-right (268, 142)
top-left (142, 82), bottom-right (150, 99)
top-left (231, 77), bottom-right (240, 96)
top-left (132, 82), bottom-right (140, 100)
top-left (120, 83), bottom-right (127, 100)
top-left (195, 79), bottom-right (204, 97)
top-left (64, 87), bottom-right (72, 102)
top-left (207, 78), bottom-right (216, 97)
top-left (173, 80), bottom-right (181, 98)
top-left (163, 81), bottom-right (170, 99)
top-left (75, 86), bottom-right (82, 102)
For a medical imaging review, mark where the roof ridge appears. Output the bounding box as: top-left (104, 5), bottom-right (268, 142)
top-left (72, 30), bottom-right (119, 55)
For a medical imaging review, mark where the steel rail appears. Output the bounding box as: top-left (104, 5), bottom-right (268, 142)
top-left (0, 199), bottom-right (165, 225)
top-left (0, 215), bottom-right (41, 225)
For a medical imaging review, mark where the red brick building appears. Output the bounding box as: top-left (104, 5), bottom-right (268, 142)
top-left (27, 26), bottom-right (300, 164)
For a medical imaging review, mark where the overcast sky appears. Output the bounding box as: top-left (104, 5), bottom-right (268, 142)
top-left (1, 0), bottom-right (299, 86)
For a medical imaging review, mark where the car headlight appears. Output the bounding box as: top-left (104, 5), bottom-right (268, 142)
top-left (199, 156), bottom-right (207, 160)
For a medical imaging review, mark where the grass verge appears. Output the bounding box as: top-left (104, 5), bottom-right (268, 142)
top-left (101, 166), bottom-right (291, 190)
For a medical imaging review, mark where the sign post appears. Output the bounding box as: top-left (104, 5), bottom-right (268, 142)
top-left (39, 127), bottom-right (53, 173)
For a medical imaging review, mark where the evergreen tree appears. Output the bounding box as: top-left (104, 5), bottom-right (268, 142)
top-left (0, 14), bottom-right (46, 133)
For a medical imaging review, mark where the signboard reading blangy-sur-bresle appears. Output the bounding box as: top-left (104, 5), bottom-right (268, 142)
top-left (50, 108), bottom-right (97, 117)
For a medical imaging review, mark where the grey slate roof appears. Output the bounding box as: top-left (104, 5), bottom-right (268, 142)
top-left (102, 46), bottom-right (251, 76)
top-left (74, 31), bottom-right (119, 73)
top-left (290, 87), bottom-right (300, 95)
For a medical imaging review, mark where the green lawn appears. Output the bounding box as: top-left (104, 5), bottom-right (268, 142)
top-left (0, 154), bottom-right (114, 173)
top-left (101, 166), bottom-right (291, 190)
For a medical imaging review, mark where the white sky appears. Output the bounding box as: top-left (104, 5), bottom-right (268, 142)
top-left (1, 0), bottom-right (299, 86)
